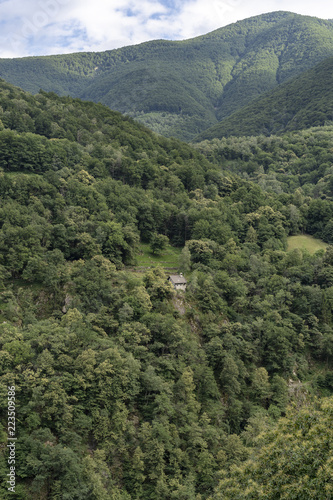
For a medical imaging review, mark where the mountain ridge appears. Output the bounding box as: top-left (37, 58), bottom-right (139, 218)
top-left (1, 11), bottom-right (333, 140)
top-left (195, 55), bottom-right (333, 140)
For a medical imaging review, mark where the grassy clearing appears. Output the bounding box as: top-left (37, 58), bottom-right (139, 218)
top-left (136, 243), bottom-right (182, 269)
top-left (287, 234), bottom-right (328, 254)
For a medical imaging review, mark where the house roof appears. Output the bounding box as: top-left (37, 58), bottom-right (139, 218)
top-left (169, 274), bottom-right (187, 284)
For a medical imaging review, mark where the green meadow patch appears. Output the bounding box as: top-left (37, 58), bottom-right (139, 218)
top-left (136, 243), bottom-right (182, 269)
top-left (287, 234), bottom-right (328, 254)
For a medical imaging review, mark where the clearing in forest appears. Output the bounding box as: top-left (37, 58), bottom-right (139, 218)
top-left (287, 235), bottom-right (328, 254)
top-left (135, 243), bottom-right (181, 269)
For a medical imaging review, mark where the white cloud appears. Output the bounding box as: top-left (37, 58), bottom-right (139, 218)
top-left (0, 0), bottom-right (332, 57)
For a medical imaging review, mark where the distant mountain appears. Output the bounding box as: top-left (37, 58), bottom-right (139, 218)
top-left (196, 56), bottom-right (333, 140)
top-left (1, 11), bottom-right (333, 140)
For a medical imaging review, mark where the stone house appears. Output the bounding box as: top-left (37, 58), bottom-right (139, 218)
top-left (168, 273), bottom-right (187, 291)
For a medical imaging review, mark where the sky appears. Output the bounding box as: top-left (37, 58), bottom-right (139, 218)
top-left (0, 0), bottom-right (332, 58)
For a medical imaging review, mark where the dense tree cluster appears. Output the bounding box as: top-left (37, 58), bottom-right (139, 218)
top-left (0, 81), bottom-right (332, 498)
top-left (197, 125), bottom-right (333, 239)
top-left (213, 397), bottom-right (333, 498)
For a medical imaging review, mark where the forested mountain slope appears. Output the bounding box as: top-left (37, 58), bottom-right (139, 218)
top-left (197, 124), bottom-right (333, 203)
top-left (197, 56), bottom-right (333, 140)
top-left (1, 11), bottom-right (333, 140)
top-left (0, 79), bottom-right (333, 498)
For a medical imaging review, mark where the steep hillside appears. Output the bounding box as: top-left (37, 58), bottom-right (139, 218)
top-left (1, 78), bottom-right (333, 498)
top-left (197, 56), bottom-right (333, 140)
top-left (1, 12), bottom-right (333, 140)
top-left (196, 124), bottom-right (333, 202)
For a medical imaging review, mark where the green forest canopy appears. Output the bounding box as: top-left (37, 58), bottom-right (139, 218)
top-left (196, 57), bottom-right (333, 140)
top-left (0, 79), bottom-right (332, 498)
